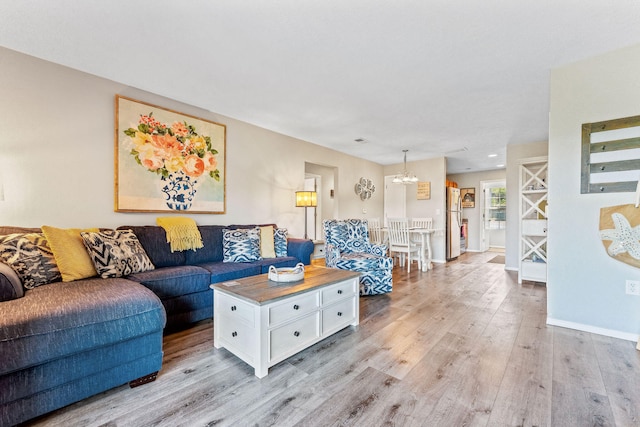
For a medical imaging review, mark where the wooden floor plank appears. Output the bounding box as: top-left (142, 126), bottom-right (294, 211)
top-left (592, 334), bottom-right (640, 426)
top-left (23, 252), bottom-right (640, 427)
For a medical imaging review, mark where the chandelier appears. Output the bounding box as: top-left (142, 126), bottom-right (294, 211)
top-left (392, 149), bottom-right (419, 184)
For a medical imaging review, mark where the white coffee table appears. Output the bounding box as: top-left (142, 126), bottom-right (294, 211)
top-left (211, 266), bottom-right (360, 378)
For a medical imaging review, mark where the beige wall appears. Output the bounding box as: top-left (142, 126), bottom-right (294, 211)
top-left (0, 47), bottom-right (383, 237)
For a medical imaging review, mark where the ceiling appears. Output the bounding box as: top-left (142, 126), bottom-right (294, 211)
top-left (2, 1), bottom-right (640, 173)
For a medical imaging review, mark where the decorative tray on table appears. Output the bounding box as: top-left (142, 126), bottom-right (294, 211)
top-left (268, 263), bottom-right (305, 283)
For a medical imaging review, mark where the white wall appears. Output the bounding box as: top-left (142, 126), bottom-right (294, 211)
top-left (0, 47), bottom-right (384, 237)
top-left (505, 142), bottom-right (548, 270)
top-left (447, 170), bottom-right (506, 252)
top-left (548, 43), bottom-right (640, 341)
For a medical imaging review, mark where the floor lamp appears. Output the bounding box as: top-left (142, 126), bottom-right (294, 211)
top-left (295, 191), bottom-right (317, 239)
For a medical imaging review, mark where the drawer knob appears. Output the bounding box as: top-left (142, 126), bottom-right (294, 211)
top-left (231, 305), bottom-right (237, 311)
top-left (232, 331), bottom-right (238, 337)
top-left (293, 304), bottom-right (300, 310)
top-left (293, 331), bottom-right (300, 337)
top-left (337, 312), bottom-right (343, 316)
top-left (337, 290), bottom-right (343, 294)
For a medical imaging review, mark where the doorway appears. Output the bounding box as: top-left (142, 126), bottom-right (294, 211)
top-left (480, 180), bottom-right (506, 251)
top-left (305, 163), bottom-right (338, 241)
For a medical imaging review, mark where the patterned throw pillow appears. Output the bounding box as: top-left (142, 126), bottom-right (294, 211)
top-left (223, 228), bottom-right (262, 263)
top-left (80, 229), bottom-right (155, 278)
top-left (274, 228), bottom-right (288, 258)
top-left (0, 233), bottom-right (62, 289)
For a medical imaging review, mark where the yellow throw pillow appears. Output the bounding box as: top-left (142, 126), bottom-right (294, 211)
top-left (42, 225), bottom-right (100, 282)
top-left (259, 226), bottom-right (276, 258)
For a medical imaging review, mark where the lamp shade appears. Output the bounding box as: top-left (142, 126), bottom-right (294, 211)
top-left (295, 191), bottom-right (317, 207)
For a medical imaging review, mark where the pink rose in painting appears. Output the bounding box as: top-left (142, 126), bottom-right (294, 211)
top-left (171, 121), bottom-right (189, 137)
top-left (141, 155), bottom-right (163, 171)
top-left (152, 133), bottom-right (184, 154)
top-left (203, 151), bottom-right (217, 171)
top-left (183, 155), bottom-right (205, 178)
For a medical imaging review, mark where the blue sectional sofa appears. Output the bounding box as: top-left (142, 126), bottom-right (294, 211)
top-left (0, 224), bottom-right (313, 426)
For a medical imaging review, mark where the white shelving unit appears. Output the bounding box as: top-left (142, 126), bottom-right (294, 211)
top-left (519, 157), bottom-right (548, 284)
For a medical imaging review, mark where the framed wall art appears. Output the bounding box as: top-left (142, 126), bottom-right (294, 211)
top-left (115, 95), bottom-right (226, 213)
top-left (417, 182), bottom-right (431, 200)
top-left (460, 187), bottom-right (475, 208)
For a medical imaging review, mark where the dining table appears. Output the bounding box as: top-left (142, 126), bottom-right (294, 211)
top-left (380, 227), bottom-right (437, 272)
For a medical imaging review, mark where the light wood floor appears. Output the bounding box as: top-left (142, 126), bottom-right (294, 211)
top-left (26, 252), bottom-right (640, 427)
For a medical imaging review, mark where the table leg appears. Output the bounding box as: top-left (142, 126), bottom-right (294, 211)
top-left (425, 232), bottom-right (433, 270)
top-left (421, 233), bottom-right (428, 272)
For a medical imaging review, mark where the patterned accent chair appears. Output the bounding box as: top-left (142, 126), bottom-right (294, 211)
top-left (323, 219), bottom-right (393, 295)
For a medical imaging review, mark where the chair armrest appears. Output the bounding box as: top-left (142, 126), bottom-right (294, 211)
top-left (287, 238), bottom-right (315, 265)
top-left (369, 243), bottom-right (388, 256)
top-left (325, 243), bottom-right (341, 267)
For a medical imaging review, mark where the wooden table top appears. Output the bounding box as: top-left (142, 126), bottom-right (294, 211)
top-left (211, 265), bottom-right (360, 305)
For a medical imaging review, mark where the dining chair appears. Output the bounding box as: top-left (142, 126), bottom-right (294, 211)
top-left (368, 217), bottom-right (383, 245)
top-left (411, 217), bottom-right (433, 245)
top-left (411, 217), bottom-right (433, 229)
top-left (387, 218), bottom-right (421, 273)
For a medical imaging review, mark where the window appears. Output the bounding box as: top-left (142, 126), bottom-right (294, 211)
top-left (486, 187), bottom-right (506, 229)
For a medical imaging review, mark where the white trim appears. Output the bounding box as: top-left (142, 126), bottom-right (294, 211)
top-left (546, 317), bottom-right (639, 342)
top-left (505, 266), bottom-right (518, 272)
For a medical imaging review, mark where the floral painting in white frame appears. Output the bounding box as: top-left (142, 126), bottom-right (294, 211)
top-left (115, 95), bottom-right (226, 213)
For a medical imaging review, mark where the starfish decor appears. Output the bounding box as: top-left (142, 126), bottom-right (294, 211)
top-left (600, 212), bottom-right (640, 259)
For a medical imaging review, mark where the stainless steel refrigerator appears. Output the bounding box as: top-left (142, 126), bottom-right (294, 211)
top-left (446, 186), bottom-right (461, 260)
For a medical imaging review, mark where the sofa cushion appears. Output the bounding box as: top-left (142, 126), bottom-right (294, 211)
top-left (119, 225), bottom-right (187, 268)
top-left (0, 277), bottom-right (165, 376)
top-left (0, 233), bottom-right (61, 289)
top-left (252, 256), bottom-right (300, 273)
top-left (41, 226), bottom-right (99, 282)
top-left (0, 262), bottom-right (23, 301)
top-left (184, 225), bottom-right (226, 265)
top-left (222, 228), bottom-right (261, 263)
top-left (81, 229), bottom-right (155, 278)
top-left (334, 252), bottom-right (394, 271)
top-left (126, 265), bottom-right (212, 299)
top-left (198, 261), bottom-right (262, 284)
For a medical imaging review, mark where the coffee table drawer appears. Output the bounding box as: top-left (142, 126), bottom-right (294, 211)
top-left (269, 291), bottom-right (319, 326)
top-left (217, 316), bottom-right (256, 360)
top-left (322, 296), bottom-right (357, 335)
top-left (217, 293), bottom-right (254, 325)
top-left (269, 312), bottom-right (320, 362)
top-left (321, 279), bottom-right (357, 306)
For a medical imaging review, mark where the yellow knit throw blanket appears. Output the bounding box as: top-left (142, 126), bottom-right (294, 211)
top-left (156, 217), bottom-right (204, 252)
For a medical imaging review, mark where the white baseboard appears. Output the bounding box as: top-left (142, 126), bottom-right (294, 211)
top-left (546, 317), bottom-right (639, 343)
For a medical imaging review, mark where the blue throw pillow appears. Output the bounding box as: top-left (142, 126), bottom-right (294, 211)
top-left (223, 228), bottom-right (262, 263)
top-left (274, 228), bottom-right (288, 257)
